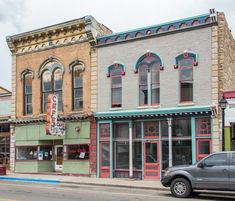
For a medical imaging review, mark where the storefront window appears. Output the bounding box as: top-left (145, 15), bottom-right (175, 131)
top-left (173, 118), bottom-right (191, 137)
top-left (145, 142), bottom-right (157, 163)
top-left (113, 123), bottom-right (129, 139)
top-left (16, 146), bottom-right (37, 160)
top-left (196, 117), bottom-right (211, 136)
top-left (172, 140), bottom-right (192, 166)
top-left (116, 142), bottom-right (129, 169)
top-left (38, 146), bottom-right (53, 160)
top-left (65, 144), bottom-right (89, 160)
top-left (198, 141), bottom-right (210, 155)
top-left (144, 121), bottom-right (159, 138)
top-left (133, 142), bottom-right (142, 169)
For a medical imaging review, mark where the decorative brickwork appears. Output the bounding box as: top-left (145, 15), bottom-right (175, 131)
top-left (89, 116), bottom-right (97, 177)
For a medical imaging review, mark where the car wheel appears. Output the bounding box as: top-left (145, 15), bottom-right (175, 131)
top-left (170, 178), bottom-right (192, 198)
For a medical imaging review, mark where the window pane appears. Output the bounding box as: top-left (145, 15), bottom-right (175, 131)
top-left (161, 121), bottom-right (168, 137)
top-left (102, 144), bottom-right (109, 167)
top-left (112, 87), bottom-right (122, 107)
top-left (151, 84), bottom-right (160, 104)
top-left (196, 117), bottom-right (211, 135)
top-left (144, 121), bottom-right (159, 137)
top-left (133, 142), bottom-right (142, 169)
top-left (139, 85), bottom-right (148, 105)
top-left (74, 75), bottom-right (82, 88)
top-left (204, 153), bottom-right (228, 166)
top-left (173, 118), bottom-right (191, 137)
top-left (151, 63), bottom-right (160, 83)
top-left (75, 88), bottom-right (83, 98)
top-left (181, 82), bottom-right (193, 102)
top-left (66, 144), bottom-right (89, 160)
top-left (54, 69), bottom-right (63, 90)
top-left (116, 142), bottom-right (129, 169)
top-left (114, 123), bottom-right (129, 139)
top-left (25, 74), bottom-right (32, 94)
top-left (100, 124), bottom-right (110, 138)
top-left (162, 141), bottom-right (169, 169)
top-left (198, 141), bottom-right (210, 154)
top-left (111, 66), bottom-right (122, 76)
top-left (38, 146), bottom-right (53, 160)
top-left (74, 98), bottom-right (83, 110)
top-left (43, 92), bottom-right (50, 113)
top-left (232, 153), bottom-right (235, 165)
top-left (112, 76), bottom-right (121, 86)
top-left (172, 140), bottom-right (192, 166)
top-left (139, 65), bottom-right (148, 85)
top-left (146, 143), bottom-right (157, 163)
top-left (181, 67), bottom-right (193, 81)
top-left (16, 146), bottom-right (37, 160)
top-left (26, 103), bottom-right (32, 114)
top-left (179, 57), bottom-right (193, 67)
top-left (42, 71), bottom-right (52, 92)
top-left (55, 91), bottom-right (62, 112)
top-left (141, 56), bottom-right (157, 64)
top-left (133, 122), bottom-right (141, 139)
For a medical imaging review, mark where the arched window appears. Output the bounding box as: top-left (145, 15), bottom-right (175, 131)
top-left (39, 57), bottom-right (64, 113)
top-left (111, 66), bottom-right (122, 108)
top-left (179, 57), bottom-right (193, 102)
top-left (136, 52), bottom-right (162, 106)
top-left (24, 74), bottom-right (33, 114)
top-left (73, 65), bottom-right (83, 110)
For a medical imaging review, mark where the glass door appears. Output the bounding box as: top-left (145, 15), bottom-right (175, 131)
top-left (100, 142), bottom-right (110, 178)
top-left (54, 145), bottom-right (63, 171)
top-left (144, 141), bottom-right (160, 179)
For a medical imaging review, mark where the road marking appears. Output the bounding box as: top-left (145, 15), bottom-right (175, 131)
top-left (0, 199), bottom-right (18, 201)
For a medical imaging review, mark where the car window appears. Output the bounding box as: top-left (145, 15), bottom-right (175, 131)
top-left (232, 153), bottom-right (235, 165)
top-left (204, 153), bottom-right (228, 166)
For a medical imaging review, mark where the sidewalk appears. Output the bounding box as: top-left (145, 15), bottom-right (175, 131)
top-left (0, 171), bottom-right (167, 191)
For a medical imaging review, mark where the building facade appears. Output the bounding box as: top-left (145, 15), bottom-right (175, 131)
top-left (0, 87), bottom-right (11, 169)
top-left (95, 10), bottom-right (235, 179)
top-left (7, 16), bottom-right (111, 175)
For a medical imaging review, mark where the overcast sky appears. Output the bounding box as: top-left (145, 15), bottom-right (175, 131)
top-left (0, 0), bottom-right (235, 91)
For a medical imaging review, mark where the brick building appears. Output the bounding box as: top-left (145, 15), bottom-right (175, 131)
top-left (95, 9), bottom-right (235, 179)
top-left (6, 16), bottom-right (111, 175)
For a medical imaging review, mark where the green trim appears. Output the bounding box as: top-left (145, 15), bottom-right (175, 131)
top-left (225, 127), bottom-right (231, 151)
top-left (174, 51), bottom-right (198, 66)
top-left (110, 121), bottom-right (113, 178)
top-left (107, 62), bottom-right (126, 76)
top-left (97, 13), bottom-right (210, 39)
top-left (191, 117), bottom-right (196, 164)
top-left (95, 105), bottom-right (212, 118)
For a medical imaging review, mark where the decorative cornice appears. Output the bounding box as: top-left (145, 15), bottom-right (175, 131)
top-left (174, 50), bottom-right (198, 69)
top-left (97, 12), bottom-right (216, 47)
top-left (106, 62), bottom-right (126, 77)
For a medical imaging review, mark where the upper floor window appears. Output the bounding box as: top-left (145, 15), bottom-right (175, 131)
top-left (111, 66), bottom-right (122, 108)
top-left (174, 51), bottom-right (198, 103)
top-left (20, 69), bottom-right (34, 115)
top-left (179, 57), bottom-right (193, 102)
top-left (24, 74), bottom-right (33, 115)
top-left (136, 52), bottom-right (163, 106)
top-left (73, 65), bottom-right (83, 110)
top-left (107, 63), bottom-right (125, 108)
top-left (39, 57), bottom-right (64, 113)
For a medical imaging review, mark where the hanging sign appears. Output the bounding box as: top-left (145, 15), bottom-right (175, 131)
top-left (46, 94), bottom-right (65, 136)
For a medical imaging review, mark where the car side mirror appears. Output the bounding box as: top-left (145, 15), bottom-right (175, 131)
top-left (198, 162), bottom-right (204, 168)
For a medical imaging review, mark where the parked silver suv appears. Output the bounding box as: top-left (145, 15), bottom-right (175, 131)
top-left (161, 151), bottom-right (235, 198)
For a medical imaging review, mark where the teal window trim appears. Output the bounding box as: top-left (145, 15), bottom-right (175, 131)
top-left (191, 117), bottom-right (196, 164)
top-left (106, 62), bottom-right (126, 77)
top-left (147, 72), bottom-right (151, 106)
top-left (174, 51), bottom-right (198, 69)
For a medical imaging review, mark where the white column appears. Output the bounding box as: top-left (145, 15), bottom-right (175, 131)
top-left (167, 118), bottom-right (172, 167)
top-left (129, 121), bottom-right (133, 177)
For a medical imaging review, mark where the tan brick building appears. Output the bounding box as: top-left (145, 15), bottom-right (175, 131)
top-left (6, 16), bottom-right (111, 175)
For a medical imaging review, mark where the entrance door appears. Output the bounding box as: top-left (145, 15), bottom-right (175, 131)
top-left (55, 145), bottom-right (63, 171)
top-left (144, 141), bottom-right (160, 179)
top-left (100, 142), bottom-right (110, 178)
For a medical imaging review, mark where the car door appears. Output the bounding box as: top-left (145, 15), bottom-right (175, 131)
top-left (196, 153), bottom-right (229, 190)
top-left (229, 153), bottom-right (235, 190)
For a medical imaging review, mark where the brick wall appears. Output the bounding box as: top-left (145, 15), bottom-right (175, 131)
top-left (89, 116), bottom-right (97, 177)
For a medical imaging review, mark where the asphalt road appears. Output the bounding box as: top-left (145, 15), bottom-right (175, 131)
top-left (0, 181), bottom-right (235, 201)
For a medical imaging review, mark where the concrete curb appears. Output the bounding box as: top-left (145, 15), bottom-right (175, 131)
top-left (0, 176), bottom-right (60, 184)
top-left (60, 181), bottom-right (168, 191)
